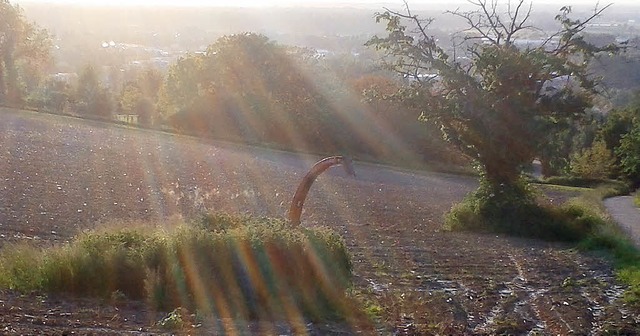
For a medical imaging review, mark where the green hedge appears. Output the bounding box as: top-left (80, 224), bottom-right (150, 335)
top-left (0, 214), bottom-right (352, 320)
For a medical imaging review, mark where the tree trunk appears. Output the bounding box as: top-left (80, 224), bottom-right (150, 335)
top-left (0, 60), bottom-right (6, 103)
top-left (4, 45), bottom-right (21, 105)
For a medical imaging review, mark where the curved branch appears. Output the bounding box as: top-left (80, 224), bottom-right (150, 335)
top-left (288, 156), bottom-right (356, 226)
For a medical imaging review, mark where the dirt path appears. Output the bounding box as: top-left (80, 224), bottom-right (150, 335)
top-left (605, 195), bottom-right (640, 248)
top-left (1, 108), bottom-right (639, 335)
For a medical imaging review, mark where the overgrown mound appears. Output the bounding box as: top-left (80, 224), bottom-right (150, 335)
top-left (444, 179), bottom-right (609, 241)
top-left (0, 214), bottom-right (352, 321)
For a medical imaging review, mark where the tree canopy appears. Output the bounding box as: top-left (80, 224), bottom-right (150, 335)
top-left (0, 0), bottom-right (51, 105)
top-left (367, 1), bottom-right (617, 189)
top-left (367, 1), bottom-right (622, 236)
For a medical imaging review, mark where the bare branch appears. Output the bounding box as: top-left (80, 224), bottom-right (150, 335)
top-left (447, 0), bottom-right (536, 46)
top-left (551, 3), bottom-right (614, 55)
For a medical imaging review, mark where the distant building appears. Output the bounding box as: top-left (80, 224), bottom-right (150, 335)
top-left (50, 72), bottom-right (78, 84)
top-left (315, 49), bottom-right (332, 58)
top-left (116, 114), bottom-right (139, 124)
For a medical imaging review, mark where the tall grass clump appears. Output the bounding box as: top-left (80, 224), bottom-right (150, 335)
top-left (0, 214), bottom-right (353, 321)
top-left (0, 243), bottom-right (44, 292)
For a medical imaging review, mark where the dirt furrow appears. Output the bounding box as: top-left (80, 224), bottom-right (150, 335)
top-left (1, 108), bottom-right (639, 335)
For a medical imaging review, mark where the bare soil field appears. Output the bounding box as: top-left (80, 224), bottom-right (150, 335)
top-left (0, 107), bottom-right (638, 335)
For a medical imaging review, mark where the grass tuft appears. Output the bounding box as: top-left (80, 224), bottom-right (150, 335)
top-left (0, 214), bottom-right (353, 321)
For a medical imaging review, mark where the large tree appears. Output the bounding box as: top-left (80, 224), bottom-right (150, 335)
top-left (118, 68), bottom-right (163, 126)
top-left (368, 1), bottom-right (616, 193)
top-left (161, 33), bottom-right (333, 147)
top-left (367, 1), bottom-right (620, 236)
top-left (0, 0), bottom-right (51, 105)
top-left (74, 65), bottom-right (113, 118)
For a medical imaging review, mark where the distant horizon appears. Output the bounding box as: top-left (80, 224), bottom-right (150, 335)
top-left (12, 0), bottom-right (640, 8)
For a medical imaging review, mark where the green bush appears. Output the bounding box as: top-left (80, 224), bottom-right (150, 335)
top-left (616, 121), bottom-right (640, 185)
top-left (635, 193), bottom-right (640, 208)
top-left (445, 178), bottom-right (602, 241)
top-left (0, 214), bottom-right (352, 321)
top-left (570, 140), bottom-right (617, 180)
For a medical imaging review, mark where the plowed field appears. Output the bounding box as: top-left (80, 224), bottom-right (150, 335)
top-left (0, 108), bottom-right (638, 335)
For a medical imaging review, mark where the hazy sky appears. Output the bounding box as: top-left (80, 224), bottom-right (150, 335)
top-left (12, 0), bottom-right (640, 7)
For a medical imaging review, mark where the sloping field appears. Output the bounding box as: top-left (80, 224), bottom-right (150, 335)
top-left (0, 107), bottom-right (638, 335)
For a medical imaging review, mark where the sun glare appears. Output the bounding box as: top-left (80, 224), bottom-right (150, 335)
top-left (16, 0), bottom-right (321, 7)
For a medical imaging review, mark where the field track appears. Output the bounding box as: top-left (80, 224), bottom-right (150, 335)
top-left (0, 107), bottom-right (638, 335)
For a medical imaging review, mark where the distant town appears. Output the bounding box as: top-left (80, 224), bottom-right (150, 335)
top-left (19, 3), bottom-right (639, 94)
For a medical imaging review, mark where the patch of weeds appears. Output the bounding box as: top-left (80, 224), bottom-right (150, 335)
top-left (157, 307), bottom-right (186, 330)
top-left (0, 243), bottom-right (43, 292)
top-left (0, 213), bottom-right (353, 321)
top-left (561, 276), bottom-right (576, 288)
top-left (634, 193), bottom-right (640, 208)
top-left (110, 290), bottom-right (127, 304)
top-left (599, 320), bottom-right (640, 335)
top-left (363, 301), bottom-right (384, 321)
top-left (365, 290), bottom-right (468, 335)
top-left (493, 317), bottom-right (530, 335)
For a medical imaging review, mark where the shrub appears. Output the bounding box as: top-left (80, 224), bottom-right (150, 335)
top-left (445, 177), bottom-right (602, 241)
top-left (616, 122), bottom-right (640, 186)
top-left (0, 214), bottom-right (352, 321)
top-left (445, 178), bottom-right (615, 242)
top-left (570, 140), bottom-right (617, 180)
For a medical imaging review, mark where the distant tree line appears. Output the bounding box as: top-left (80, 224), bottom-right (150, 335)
top-left (2, 0), bottom-right (640, 180)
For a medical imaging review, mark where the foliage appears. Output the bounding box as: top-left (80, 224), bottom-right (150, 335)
top-left (163, 33), bottom-right (338, 150)
top-left (635, 193), bottom-right (640, 208)
top-left (0, 0), bottom-right (52, 105)
top-left (118, 84), bottom-right (155, 126)
top-left (0, 214), bottom-right (353, 321)
top-left (26, 78), bottom-right (72, 113)
top-left (445, 177), bottom-right (602, 241)
top-left (615, 120), bottom-right (640, 185)
top-left (538, 120), bottom-right (579, 177)
top-left (74, 65), bottom-right (113, 118)
top-left (0, 243), bottom-right (44, 292)
top-left (570, 140), bottom-right (617, 179)
top-left (118, 68), bottom-right (163, 126)
top-left (367, 2), bottom-right (617, 193)
top-left (160, 32), bottom-right (462, 168)
top-left (600, 102), bottom-right (640, 152)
